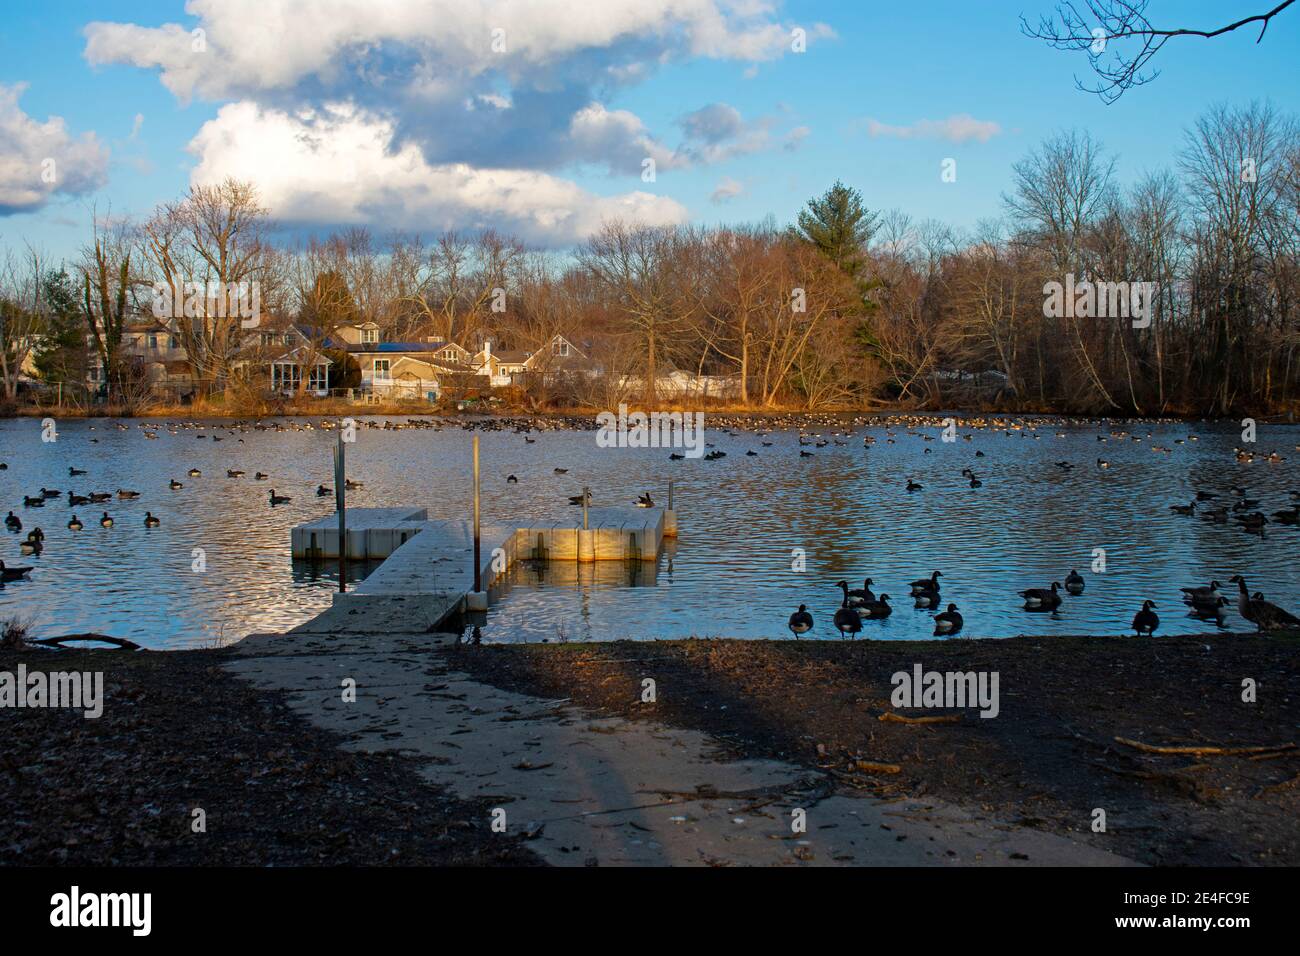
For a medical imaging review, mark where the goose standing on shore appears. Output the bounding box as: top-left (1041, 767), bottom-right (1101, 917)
top-left (1228, 576), bottom-right (1300, 630)
top-left (833, 603), bottom-right (862, 638)
top-left (787, 605), bottom-right (814, 638)
top-left (1132, 600), bottom-right (1159, 635)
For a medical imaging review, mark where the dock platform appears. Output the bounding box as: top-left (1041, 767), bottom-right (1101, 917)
top-left (290, 505), bottom-right (676, 629)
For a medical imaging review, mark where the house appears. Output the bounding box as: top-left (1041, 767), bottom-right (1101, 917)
top-left (231, 318), bottom-right (332, 396)
top-left (342, 336), bottom-right (473, 403)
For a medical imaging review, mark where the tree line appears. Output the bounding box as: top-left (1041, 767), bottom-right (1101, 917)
top-left (1, 100), bottom-right (1296, 415)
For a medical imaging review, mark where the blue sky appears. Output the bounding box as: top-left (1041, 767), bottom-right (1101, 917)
top-left (2, 0), bottom-right (1297, 262)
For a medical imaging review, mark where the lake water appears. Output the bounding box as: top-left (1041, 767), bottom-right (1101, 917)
top-left (1, 415), bottom-right (1296, 648)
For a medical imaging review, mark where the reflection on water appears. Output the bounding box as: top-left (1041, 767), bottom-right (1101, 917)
top-left (0, 416), bottom-right (1296, 648)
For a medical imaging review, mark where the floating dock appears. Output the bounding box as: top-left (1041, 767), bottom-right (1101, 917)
top-left (290, 505), bottom-right (676, 628)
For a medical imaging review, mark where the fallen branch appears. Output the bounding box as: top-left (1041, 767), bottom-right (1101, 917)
top-left (29, 634), bottom-right (142, 651)
top-left (880, 712), bottom-right (962, 725)
top-left (1115, 737), bottom-right (1295, 757)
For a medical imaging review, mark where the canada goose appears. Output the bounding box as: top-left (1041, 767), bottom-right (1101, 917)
top-left (1188, 596), bottom-right (1231, 626)
top-left (69, 467), bottom-right (87, 476)
top-left (855, 578), bottom-right (877, 602)
top-left (968, 474), bottom-right (982, 488)
top-left (636, 493), bottom-right (654, 508)
top-left (227, 470), bottom-right (245, 478)
top-left (567, 491), bottom-right (592, 506)
top-left (22, 496), bottom-right (45, 508)
top-left (88, 492), bottom-right (111, 503)
top-left (800, 450), bottom-right (814, 458)
top-left (1228, 576), bottom-right (1300, 630)
top-left (1272, 506), bottom-right (1299, 525)
top-left (67, 515), bottom-right (83, 531)
top-left (144, 512), bottom-right (160, 528)
top-left (554, 468), bottom-right (568, 474)
top-left (506, 475), bottom-right (518, 484)
top-left (67, 492), bottom-right (89, 506)
top-left (788, 605), bottom-right (814, 638)
top-left (117, 489), bottom-right (141, 499)
top-left (909, 571), bottom-right (942, 595)
top-left (906, 479), bottom-right (922, 491)
top-left (1097, 458), bottom-right (1109, 468)
top-left (1194, 490), bottom-right (1216, 501)
top-left (858, 594), bottom-right (892, 619)
top-left (833, 605), bottom-right (863, 638)
top-left (99, 512), bottom-right (113, 528)
top-left (1169, 501), bottom-right (1196, 515)
top-left (1064, 569), bottom-right (1085, 594)
top-left (1020, 582), bottom-right (1063, 609)
top-left (188, 469), bottom-right (202, 477)
top-left (344, 479), bottom-right (363, 490)
top-left (1180, 581), bottom-right (1221, 605)
top-left (933, 604), bottom-right (963, 636)
top-left (913, 590), bottom-right (941, 609)
top-left (0, 560), bottom-right (33, 582)
top-left (669, 453), bottom-right (685, 460)
top-left (269, 490), bottom-right (293, 506)
top-left (1132, 600), bottom-right (1159, 635)
top-left (316, 485), bottom-right (332, 497)
top-left (19, 534), bottom-right (41, 556)
top-left (255, 472), bottom-right (269, 480)
top-left (836, 580), bottom-right (868, 607)
top-left (4, 512), bottom-right (21, 531)
top-left (40, 487), bottom-right (61, 498)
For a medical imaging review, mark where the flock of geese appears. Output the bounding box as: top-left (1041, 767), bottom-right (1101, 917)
top-left (789, 566), bottom-right (1298, 640)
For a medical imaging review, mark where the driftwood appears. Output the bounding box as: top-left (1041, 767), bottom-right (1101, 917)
top-left (29, 634), bottom-right (141, 651)
top-left (880, 711), bottom-right (963, 725)
top-left (852, 759), bottom-right (902, 774)
top-left (1115, 737), bottom-right (1295, 757)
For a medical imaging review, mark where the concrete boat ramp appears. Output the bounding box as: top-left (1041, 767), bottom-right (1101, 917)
top-left (229, 628), bottom-right (1135, 868)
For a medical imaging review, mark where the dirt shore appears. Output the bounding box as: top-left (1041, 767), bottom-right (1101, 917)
top-left (4, 631), bottom-right (1296, 866)
top-left (449, 632), bottom-right (1300, 866)
top-left (0, 646), bottom-right (538, 866)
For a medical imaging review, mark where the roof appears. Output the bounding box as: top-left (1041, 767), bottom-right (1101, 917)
top-left (345, 341), bottom-right (458, 354)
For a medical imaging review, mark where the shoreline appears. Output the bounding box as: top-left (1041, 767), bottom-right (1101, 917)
top-left (5, 628), bottom-right (1297, 866)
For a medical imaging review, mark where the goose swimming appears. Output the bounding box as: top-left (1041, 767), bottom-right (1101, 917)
top-left (1020, 582), bottom-right (1062, 609)
top-left (933, 604), bottom-right (963, 636)
top-left (1064, 569), bottom-right (1085, 594)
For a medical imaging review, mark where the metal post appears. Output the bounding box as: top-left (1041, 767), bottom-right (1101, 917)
top-left (582, 486), bottom-right (589, 530)
top-left (473, 434), bottom-right (481, 593)
top-left (335, 431), bottom-right (346, 592)
top-left (668, 479), bottom-right (674, 511)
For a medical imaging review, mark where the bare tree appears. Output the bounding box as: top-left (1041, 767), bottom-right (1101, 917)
top-left (1024, 1), bottom-right (1296, 103)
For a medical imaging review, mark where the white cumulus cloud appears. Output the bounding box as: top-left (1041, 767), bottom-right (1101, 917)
top-left (0, 83), bottom-right (109, 215)
top-left (187, 101), bottom-right (687, 246)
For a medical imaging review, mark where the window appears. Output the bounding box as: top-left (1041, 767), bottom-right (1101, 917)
top-left (441, 348), bottom-right (458, 360)
top-left (283, 333), bottom-right (294, 345)
top-left (88, 365), bottom-right (103, 382)
top-left (148, 334), bottom-right (159, 349)
top-left (272, 364), bottom-right (302, 391)
top-left (361, 327), bottom-right (379, 344)
top-left (552, 339), bottom-right (570, 357)
top-left (374, 359), bottom-right (391, 381)
top-left (309, 365), bottom-right (328, 391)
